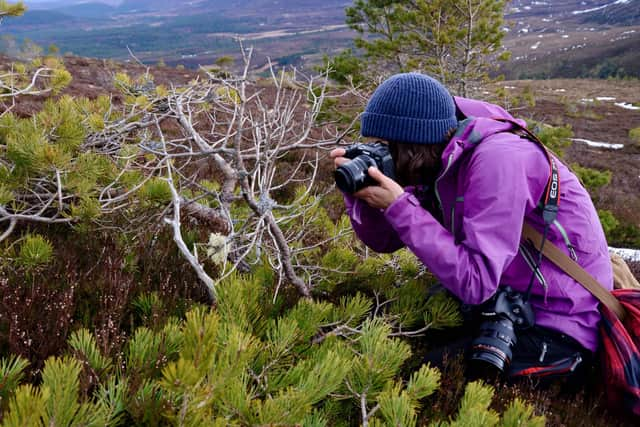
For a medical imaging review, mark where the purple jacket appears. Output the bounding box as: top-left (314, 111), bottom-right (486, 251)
top-left (345, 97), bottom-right (613, 352)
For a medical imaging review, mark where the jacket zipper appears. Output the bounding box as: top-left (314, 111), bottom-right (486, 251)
top-left (450, 207), bottom-right (455, 233)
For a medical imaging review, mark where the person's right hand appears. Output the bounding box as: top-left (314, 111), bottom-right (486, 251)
top-left (330, 148), bottom-right (349, 169)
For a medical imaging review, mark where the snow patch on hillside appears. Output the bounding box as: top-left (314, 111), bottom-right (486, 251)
top-left (572, 0), bottom-right (632, 15)
top-left (570, 138), bottom-right (624, 149)
top-left (615, 102), bottom-right (640, 110)
top-left (610, 247), bottom-right (640, 263)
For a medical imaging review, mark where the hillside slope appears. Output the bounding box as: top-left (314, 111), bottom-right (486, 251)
top-left (577, 0), bottom-right (640, 25)
top-left (4, 0), bottom-right (636, 77)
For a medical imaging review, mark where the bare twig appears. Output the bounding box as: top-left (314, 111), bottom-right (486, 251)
top-left (163, 164), bottom-right (216, 302)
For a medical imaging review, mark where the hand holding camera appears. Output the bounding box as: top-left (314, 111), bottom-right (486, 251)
top-left (330, 143), bottom-right (404, 210)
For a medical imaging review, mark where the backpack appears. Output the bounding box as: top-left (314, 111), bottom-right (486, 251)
top-left (611, 253), bottom-right (640, 290)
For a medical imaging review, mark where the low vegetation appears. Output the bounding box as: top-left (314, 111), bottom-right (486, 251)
top-left (630, 127), bottom-right (640, 147)
top-left (1, 3), bottom-right (639, 426)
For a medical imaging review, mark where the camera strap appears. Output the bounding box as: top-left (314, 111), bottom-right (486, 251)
top-left (490, 118), bottom-right (560, 224)
top-left (490, 118), bottom-right (560, 300)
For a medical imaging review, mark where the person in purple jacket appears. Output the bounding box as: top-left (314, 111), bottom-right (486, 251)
top-left (331, 73), bottom-right (613, 387)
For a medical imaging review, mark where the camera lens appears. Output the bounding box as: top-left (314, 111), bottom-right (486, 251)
top-left (335, 156), bottom-right (376, 193)
top-left (469, 317), bottom-right (517, 371)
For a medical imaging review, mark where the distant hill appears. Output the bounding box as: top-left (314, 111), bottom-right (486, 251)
top-left (117, 0), bottom-right (200, 12)
top-left (500, 0), bottom-right (640, 79)
top-left (115, 0), bottom-right (348, 14)
top-left (3, 0), bottom-right (638, 78)
top-left (53, 2), bottom-right (116, 19)
top-left (508, 0), bottom-right (640, 25)
top-left (578, 0), bottom-right (640, 25)
top-left (1, 9), bottom-right (78, 27)
top-left (28, 0), bottom-right (121, 8)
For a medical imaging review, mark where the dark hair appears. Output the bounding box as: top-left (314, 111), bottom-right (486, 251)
top-left (388, 128), bottom-right (456, 187)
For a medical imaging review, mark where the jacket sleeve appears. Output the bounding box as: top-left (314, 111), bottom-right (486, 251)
top-left (343, 193), bottom-right (405, 253)
top-left (382, 145), bottom-right (546, 305)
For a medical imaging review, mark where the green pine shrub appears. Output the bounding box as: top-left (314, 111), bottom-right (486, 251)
top-left (608, 223), bottom-right (640, 248)
top-left (529, 121), bottom-right (573, 158)
top-left (0, 355), bottom-right (29, 413)
top-left (131, 292), bottom-right (164, 326)
top-left (0, 1), bottom-right (26, 17)
top-left (436, 381), bottom-right (545, 427)
top-left (0, 272), bottom-right (545, 426)
top-left (597, 209), bottom-right (640, 247)
top-left (630, 127), bottom-right (640, 147)
top-left (354, 254), bottom-right (399, 292)
top-left (17, 234), bottom-right (53, 268)
top-left (520, 84), bottom-right (536, 108)
top-left (572, 164), bottom-right (612, 198)
top-left (598, 209), bottom-right (620, 238)
top-left (0, 64), bottom-right (147, 239)
top-left (68, 328), bottom-right (112, 381)
top-left (139, 178), bottom-right (172, 205)
top-left (2, 356), bottom-right (126, 426)
top-left (423, 291), bottom-right (464, 331)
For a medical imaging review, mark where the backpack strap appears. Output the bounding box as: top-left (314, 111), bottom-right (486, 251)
top-left (522, 222), bottom-right (626, 321)
top-left (491, 117), bottom-right (560, 226)
top-left (487, 117), bottom-right (562, 300)
top-left (454, 114), bottom-right (560, 226)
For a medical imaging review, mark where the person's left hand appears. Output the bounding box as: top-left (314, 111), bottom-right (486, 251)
top-left (354, 167), bottom-right (404, 210)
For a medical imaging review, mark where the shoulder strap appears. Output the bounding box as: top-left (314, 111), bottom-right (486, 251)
top-left (522, 223), bottom-right (626, 321)
top-left (492, 118), bottom-right (560, 226)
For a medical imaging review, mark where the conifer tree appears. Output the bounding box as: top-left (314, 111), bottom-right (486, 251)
top-left (0, 1), bottom-right (25, 20)
top-left (330, 0), bottom-right (510, 96)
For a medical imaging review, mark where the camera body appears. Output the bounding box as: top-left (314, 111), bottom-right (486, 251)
top-left (469, 287), bottom-right (536, 372)
top-left (334, 142), bottom-right (396, 193)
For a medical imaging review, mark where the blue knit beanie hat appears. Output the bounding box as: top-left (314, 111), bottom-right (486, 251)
top-left (361, 73), bottom-right (457, 144)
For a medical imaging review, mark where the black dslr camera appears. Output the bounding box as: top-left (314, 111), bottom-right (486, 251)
top-left (469, 287), bottom-right (536, 372)
top-left (334, 142), bottom-right (396, 193)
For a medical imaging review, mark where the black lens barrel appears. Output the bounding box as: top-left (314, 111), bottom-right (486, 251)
top-left (469, 317), bottom-right (517, 372)
top-left (334, 156), bottom-right (376, 193)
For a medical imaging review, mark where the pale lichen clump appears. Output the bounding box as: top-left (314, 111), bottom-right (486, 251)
top-left (206, 232), bottom-right (228, 266)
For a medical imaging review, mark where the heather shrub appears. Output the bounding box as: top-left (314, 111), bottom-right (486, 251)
top-left (0, 225), bottom-right (210, 369)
